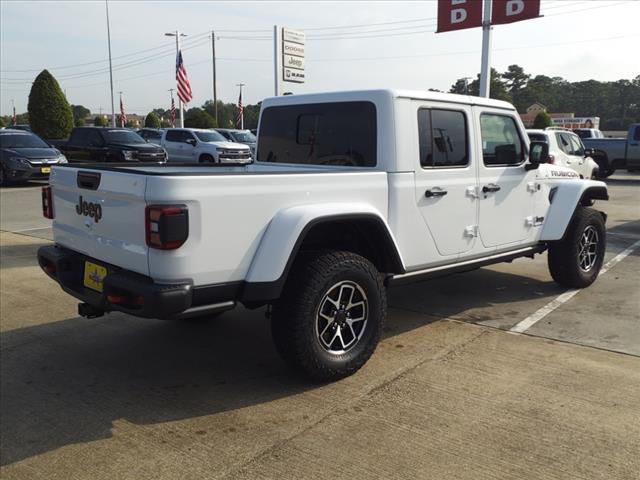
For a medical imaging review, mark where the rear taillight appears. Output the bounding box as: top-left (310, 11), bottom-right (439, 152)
top-left (42, 186), bottom-right (54, 219)
top-left (145, 204), bottom-right (189, 250)
top-left (548, 154), bottom-right (556, 165)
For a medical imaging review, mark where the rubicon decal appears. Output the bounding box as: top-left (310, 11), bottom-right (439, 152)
top-left (550, 170), bottom-right (579, 178)
top-left (75, 196), bottom-right (102, 223)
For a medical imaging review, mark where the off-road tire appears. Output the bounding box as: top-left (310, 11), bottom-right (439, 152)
top-left (548, 207), bottom-right (606, 288)
top-left (271, 250), bottom-right (386, 382)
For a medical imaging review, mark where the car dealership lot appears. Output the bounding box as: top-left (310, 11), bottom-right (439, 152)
top-left (1, 174), bottom-right (639, 479)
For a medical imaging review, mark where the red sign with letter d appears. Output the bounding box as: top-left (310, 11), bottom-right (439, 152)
top-left (436, 0), bottom-right (483, 33)
top-left (491, 0), bottom-right (540, 25)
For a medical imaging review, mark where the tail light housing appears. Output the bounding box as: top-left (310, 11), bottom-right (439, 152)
top-left (145, 204), bottom-right (189, 250)
top-left (42, 186), bottom-right (54, 219)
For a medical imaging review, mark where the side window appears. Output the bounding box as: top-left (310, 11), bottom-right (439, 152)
top-left (70, 129), bottom-right (88, 146)
top-left (418, 109), bottom-right (468, 168)
top-left (87, 130), bottom-right (104, 147)
top-left (480, 114), bottom-right (523, 166)
top-left (182, 131), bottom-right (195, 143)
top-left (165, 130), bottom-right (181, 142)
top-left (634, 126), bottom-right (640, 141)
top-left (556, 133), bottom-right (572, 154)
top-left (569, 134), bottom-right (584, 156)
top-left (258, 101), bottom-right (376, 167)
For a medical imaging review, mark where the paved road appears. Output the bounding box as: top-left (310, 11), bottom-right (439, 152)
top-left (1, 173), bottom-right (639, 479)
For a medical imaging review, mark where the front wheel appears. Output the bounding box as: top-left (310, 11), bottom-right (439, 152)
top-left (271, 250), bottom-right (386, 381)
top-left (547, 207), bottom-right (606, 288)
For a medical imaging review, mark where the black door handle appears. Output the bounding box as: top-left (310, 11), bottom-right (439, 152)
top-left (425, 188), bottom-right (448, 198)
top-left (482, 184), bottom-right (501, 193)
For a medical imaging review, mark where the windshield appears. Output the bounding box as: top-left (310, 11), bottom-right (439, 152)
top-left (103, 129), bottom-right (146, 144)
top-left (194, 130), bottom-right (226, 142)
top-left (231, 131), bottom-right (256, 143)
top-left (0, 133), bottom-right (50, 149)
top-left (527, 133), bottom-right (548, 142)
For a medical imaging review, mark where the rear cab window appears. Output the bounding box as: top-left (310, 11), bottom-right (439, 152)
top-left (257, 101), bottom-right (377, 167)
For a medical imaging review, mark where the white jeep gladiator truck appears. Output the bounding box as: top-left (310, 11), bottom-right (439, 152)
top-left (38, 90), bottom-right (609, 381)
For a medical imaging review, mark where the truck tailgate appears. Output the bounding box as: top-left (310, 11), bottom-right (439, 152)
top-left (50, 166), bottom-right (149, 276)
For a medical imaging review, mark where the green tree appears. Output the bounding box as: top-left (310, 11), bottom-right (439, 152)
top-left (533, 111), bottom-right (552, 129)
top-left (75, 117), bottom-right (85, 127)
top-left (449, 78), bottom-right (471, 94)
top-left (27, 69), bottom-right (74, 139)
top-left (93, 116), bottom-right (108, 127)
top-left (144, 112), bottom-right (161, 128)
top-left (185, 108), bottom-right (216, 128)
top-left (0, 117), bottom-right (5, 128)
top-left (71, 104), bottom-right (90, 124)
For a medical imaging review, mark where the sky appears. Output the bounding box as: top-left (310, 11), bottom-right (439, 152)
top-left (1, 0), bottom-right (639, 116)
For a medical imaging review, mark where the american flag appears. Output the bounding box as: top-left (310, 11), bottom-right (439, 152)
top-left (119, 97), bottom-right (127, 127)
top-left (170, 95), bottom-right (176, 127)
top-left (176, 50), bottom-right (192, 104)
top-left (12, 105), bottom-right (17, 126)
top-left (236, 91), bottom-right (243, 129)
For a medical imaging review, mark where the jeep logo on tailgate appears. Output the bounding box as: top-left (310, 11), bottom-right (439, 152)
top-left (75, 196), bottom-right (102, 223)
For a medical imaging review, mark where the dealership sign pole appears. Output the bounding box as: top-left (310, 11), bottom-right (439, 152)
top-left (437, 0), bottom-right (541, 98)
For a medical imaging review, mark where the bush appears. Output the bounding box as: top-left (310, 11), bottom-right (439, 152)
top-left (184, 108), bottom-right (216, 129)
top-left (144, 112), bottom-right (161, 128)
top-left (0, 117), bottom-right (5, 128)
top-left (27, 69), bottom-right (74, 139)
top-left (533, 111), bottom-right (552, 129)
top-left (93, 116), bottom-right (108, 127)
top-left (75, 117), bottom-right (85, 127)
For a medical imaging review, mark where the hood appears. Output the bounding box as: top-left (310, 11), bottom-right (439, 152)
top-left (2, 147), bottom-right (61, 159)
top-left (203, 141), bottom-right (250, 150)
top-left (107, 142), bottom-right (164, 151)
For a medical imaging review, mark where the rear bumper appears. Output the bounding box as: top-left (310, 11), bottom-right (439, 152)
top-left (37, 245), bottom-right (236, 319)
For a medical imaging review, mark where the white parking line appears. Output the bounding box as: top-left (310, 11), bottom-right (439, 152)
top-left (510, 239), bottom-right (640, 334)
top-left (9, 226), bottom-right (52, 233)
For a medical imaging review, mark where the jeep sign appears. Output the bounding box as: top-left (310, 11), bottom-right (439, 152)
top-left (282, 27), bottom-right (304, 84)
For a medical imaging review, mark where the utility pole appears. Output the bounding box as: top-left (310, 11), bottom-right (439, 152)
top-left (236, 83), bottom-right (245, 129)
top-left (211, 30), bottom-right (218, 124)
top-left (479, 0), bottom-right (492, 98)
top-left (165, 30), bottom-right (187, 127)
top-left (105, 0), bottom-right (116, 126)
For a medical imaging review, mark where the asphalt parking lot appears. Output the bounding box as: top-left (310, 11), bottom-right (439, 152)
top-left (1, 174), bottom-right (639, 479)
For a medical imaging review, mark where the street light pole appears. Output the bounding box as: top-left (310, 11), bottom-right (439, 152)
top-left (105, 0), bottom-right (116, 127)
top-left (165, 31), bottom-right (187, 127)
top-left (211, 30), bottom-right (218, 125)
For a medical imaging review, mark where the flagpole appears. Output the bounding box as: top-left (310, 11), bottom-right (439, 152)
top-left (105, 0), bottom-right (116, 127)
top-left (168, 88), bottom-right (175, 127)
top-left (166, 30), bottom-right (187, 128)
top-left (479, 0), bottom-right (492, 98)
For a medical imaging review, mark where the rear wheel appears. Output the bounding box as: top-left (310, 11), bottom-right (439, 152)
top-left (271, 250), bottom-right (385, 381)
top-left (548, 207), bottom-right (606, 288)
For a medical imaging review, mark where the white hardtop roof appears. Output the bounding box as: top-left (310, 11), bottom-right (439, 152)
top-left (262, 89), bottom-right (515, 111)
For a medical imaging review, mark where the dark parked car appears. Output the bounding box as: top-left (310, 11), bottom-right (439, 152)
top-left (0, 129), bottom-right (67, 186)
top-left (215, 128), bottom-right (256, 156)
top-left (51, 127), bottom-right (167, 163)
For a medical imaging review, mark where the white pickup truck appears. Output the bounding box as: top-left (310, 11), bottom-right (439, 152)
top-left (161, 128), bottom-right (252, 164)
top-left (39, 90), bottom-right (609, 381)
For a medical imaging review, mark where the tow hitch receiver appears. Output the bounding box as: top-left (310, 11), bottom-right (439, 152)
top-left (78, 302), bottom-right (105, 319)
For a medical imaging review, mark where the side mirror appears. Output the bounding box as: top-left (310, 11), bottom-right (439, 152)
top-left (584, 148), bottom-right (594, 157)
top-left (525, 140), bottom-right (549, 171)
top-left (185, 138), bottom-right (196, 146)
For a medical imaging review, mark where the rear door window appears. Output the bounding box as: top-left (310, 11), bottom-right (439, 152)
top-left (258, 101), bottom-right (377, 167)
top-left (418, 108), bottom-right (468, 168)
top-left (165, 130), bottom-right (181, 142)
